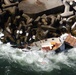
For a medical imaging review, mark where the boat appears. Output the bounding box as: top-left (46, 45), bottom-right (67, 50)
top-left (12, 38), bottom-right (62, 53)
top-left (32, 37), bottom-right (62, 52)
top-left (11, 33), bottom-right (76, 53)
top-left (26, 33), bottom-right (76, 53)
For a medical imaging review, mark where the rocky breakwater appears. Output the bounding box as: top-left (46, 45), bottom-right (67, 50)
top-left (0, 0), bottom-right (76, 48)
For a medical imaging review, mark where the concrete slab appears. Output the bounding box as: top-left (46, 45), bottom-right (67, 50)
top-left (18, 0), bottom-right (63, 14)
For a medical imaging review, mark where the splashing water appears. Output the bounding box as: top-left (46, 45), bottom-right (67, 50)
top-left (0, 32), bottom-right (76, 73)
top-left (0, 40), bottom-right (76, 72)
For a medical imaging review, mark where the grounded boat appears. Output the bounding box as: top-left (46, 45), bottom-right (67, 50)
top-left (32, 37), bottom-right (62, 52)
top-left (11, 33), bottom-right (76, 53)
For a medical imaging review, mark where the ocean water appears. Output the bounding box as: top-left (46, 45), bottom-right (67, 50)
top-left (0, 41), bottom-right (76, 75)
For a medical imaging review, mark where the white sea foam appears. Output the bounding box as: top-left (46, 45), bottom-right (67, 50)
top-left (0, 33), bottom-right (76, 72)
top-left (0, 42), bottom-right (76, 72)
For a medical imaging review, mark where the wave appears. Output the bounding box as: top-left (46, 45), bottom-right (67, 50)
top-left (0, 41), bottom-right (76, 72)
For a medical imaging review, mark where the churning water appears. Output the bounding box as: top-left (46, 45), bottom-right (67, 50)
top-left (0, 33), bottom-right (76, 75)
